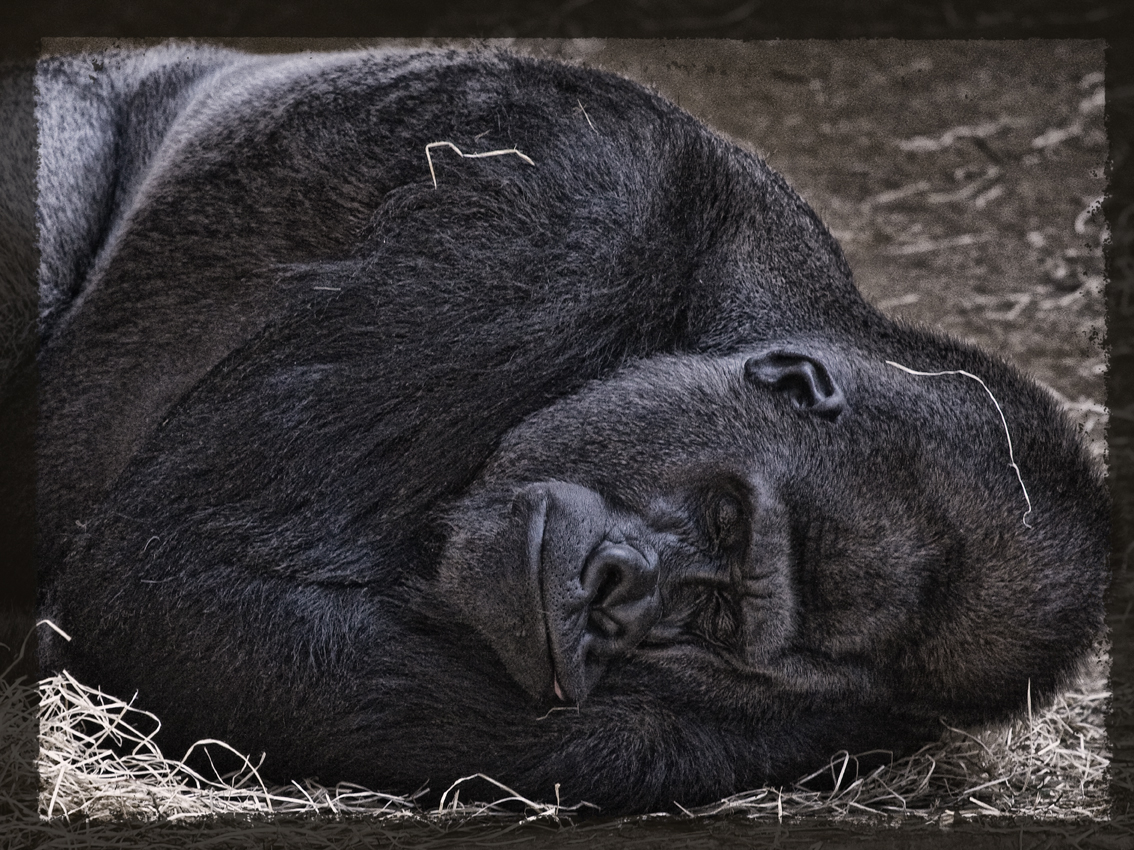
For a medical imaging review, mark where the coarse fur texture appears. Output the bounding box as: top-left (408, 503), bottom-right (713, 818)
top-left (28, 45), bottom-right (1108, 815)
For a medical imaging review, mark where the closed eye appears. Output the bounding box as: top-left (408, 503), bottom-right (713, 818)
top-left (709, 492), bottom-right (747, 555)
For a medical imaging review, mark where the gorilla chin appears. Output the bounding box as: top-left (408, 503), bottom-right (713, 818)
top-left (30, 45), bottom-right (1107, 815)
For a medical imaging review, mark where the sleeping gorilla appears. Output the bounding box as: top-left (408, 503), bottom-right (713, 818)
top-left (32, 45), bottom-right (1106, 814)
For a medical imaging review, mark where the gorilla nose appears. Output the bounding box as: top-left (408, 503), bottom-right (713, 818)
top-left (546, 535), bottom-right (661, 705)
top-left (531, 481), bottom-right (663, 705)
top-left (581, 541), bottom-right (661, 652)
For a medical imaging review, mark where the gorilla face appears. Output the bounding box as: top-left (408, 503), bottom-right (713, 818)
top-left (437, 339), bottom-right (1106, 746)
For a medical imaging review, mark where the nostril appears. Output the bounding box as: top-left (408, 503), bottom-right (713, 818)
top-left (581, 541), bottom-right (660, 646)
top-left (588, 606), bottom-right (621, 639)
top-left (583, 542), bottom-right (656, 604)
top-left (587, 558), bottom-right (625, 609)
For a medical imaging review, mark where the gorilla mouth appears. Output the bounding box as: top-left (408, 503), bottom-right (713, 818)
top-left (524, 482), bottom-right (663, 706)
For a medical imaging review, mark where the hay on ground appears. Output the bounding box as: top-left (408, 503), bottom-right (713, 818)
top-left (23, 645), bottom-right (1110, 825)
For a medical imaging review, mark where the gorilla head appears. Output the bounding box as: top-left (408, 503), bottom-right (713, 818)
top-left (431, 337), bottom-right (1104, 807)
top-left (29, 45), bottom-right (1106, 815)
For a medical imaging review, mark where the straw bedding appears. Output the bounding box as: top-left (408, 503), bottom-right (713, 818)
top-left (0, 632), bottom-right (1106, 827)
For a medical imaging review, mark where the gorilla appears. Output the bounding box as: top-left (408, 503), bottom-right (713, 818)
top-left (28, 45), bottom-right (1106, 814)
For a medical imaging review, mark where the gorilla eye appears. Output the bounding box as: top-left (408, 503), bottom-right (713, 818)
top-left (692, 590), bottom-right (742, 652)
top-left (707, 492), bottom-right (747, 555)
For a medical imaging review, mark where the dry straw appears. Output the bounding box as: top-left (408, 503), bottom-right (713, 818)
top-left (19, 630), bottom-right (1109, 826)
top-left (424, 141), bottom-right (535, 189)
top-left (886, 360), bottom-right (1034, 528)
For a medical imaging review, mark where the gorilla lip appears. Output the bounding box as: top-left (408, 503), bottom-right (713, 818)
top-left (523, 487), bottom-right (564, 704)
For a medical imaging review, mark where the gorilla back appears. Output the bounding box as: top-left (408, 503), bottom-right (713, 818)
top-left (33, 46), bottom-right (1107, 814)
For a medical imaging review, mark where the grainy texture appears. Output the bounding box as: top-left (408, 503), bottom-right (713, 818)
top-left (16, 38), bottom-right (1112, 833)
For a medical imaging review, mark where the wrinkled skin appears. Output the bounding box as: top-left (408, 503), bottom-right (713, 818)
top-left (30, 45), bottom-right (1107, 814)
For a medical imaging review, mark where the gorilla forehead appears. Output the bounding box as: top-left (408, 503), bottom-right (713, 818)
top-left (480, 340), bottom-right (1059, 506)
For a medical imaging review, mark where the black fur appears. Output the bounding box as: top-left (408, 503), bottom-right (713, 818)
top-left (32, 46), bottom-right (1107, 814)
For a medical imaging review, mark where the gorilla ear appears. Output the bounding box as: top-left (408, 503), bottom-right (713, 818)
top-left (744, 351), bottom-right (846, 421)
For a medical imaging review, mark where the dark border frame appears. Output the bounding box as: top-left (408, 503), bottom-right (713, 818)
top-left (2, 3), bottom-right (1130, 848)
